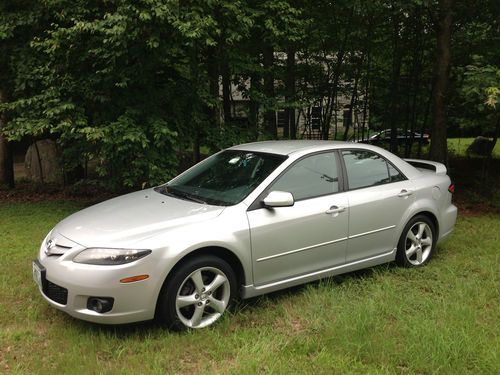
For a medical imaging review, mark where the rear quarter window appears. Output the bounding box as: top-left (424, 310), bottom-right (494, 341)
top-left (342, 150), bottom-right (406, 189)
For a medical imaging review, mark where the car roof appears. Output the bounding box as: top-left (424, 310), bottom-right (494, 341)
top-left (228, 140), bottom-right (396, 156)
top-left (228, 140), bottom-right (422, 179)
top-left (229, 140), bottom-right (347, 155)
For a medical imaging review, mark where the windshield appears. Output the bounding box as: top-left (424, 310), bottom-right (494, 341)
top-left (155, 150), bottom-right (287, 206)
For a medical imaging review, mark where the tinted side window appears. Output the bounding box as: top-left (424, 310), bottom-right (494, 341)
top-left (271, 152), bottom-right (339, 200)
top-left (342, 150), bottom-right (390, 189)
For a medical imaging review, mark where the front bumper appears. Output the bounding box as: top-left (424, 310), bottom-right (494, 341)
top-left (35, 242), bottom-right (167, 324)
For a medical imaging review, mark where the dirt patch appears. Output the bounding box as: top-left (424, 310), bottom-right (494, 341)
top-left (449, 157), bottom-right (500, 216)
top-left (453, 197), bottom-right (499, 217)
top-left (0, 182), bottom-right (118, 205)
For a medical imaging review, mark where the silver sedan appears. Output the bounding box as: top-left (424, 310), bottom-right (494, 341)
top-left (33, 141), bottom-right (457, 330)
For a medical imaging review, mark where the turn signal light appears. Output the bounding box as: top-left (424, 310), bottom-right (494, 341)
top-left (120, 274), bottom-right (149, 283)
top-left (448, 184), bottom-right (455, 194)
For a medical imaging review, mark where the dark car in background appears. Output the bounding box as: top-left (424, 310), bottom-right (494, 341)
top-left (361, 129), bottom-right (430, 146)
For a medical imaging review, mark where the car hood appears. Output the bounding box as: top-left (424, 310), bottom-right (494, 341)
top-left (53, 188), bottom-right (225, 247)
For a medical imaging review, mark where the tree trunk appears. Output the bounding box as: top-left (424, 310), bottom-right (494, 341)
top-left (189, 45), bottom-right (202, 163)
top-left (429, 0), bottom-right (453, 164)
top-left (333, 96), bottom-right (339, 140)
top-left (321, 7), bottom-right (354, 141)
top-left (221, 56), bottom-right (231, 124)
top-left (192, 134), bottom-right (201, 164)
top-left (323, 48), bottom-right (346, 140)
top-left (206, 47), bottom-right (220, 150)
top-left (343, 55), bottom-right (363, 141)
top-left (249, 74), bottom-right (261, 138)
top-left (361, 23), bottom-right (373, 143)
top-left (389, 15), bottom-right (402, 154)
top-left (361, 71), bottom-right (369, 142)
top-left (406, 8), bottom-right (423, 158)
top-left (285, 48), bottom-right (296, 139)
top-left (0, 88), bottom-right (15, 188)
top-left (263, 44), bottom-right (277, 138)
top-left (481, 116), bottom-right (500, 180)
top-left (492, 116), bottom-right (499, 148)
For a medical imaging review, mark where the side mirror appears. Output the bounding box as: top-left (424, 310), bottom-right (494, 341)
top-left (263, 191), bottom-right (294, 208)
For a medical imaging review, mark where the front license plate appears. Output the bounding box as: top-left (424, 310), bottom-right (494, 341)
top-left (32, 260), bottom-right (44, 289)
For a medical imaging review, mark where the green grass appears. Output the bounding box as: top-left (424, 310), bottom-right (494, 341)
top-left (447, 138), bottom-right (500, 158)
top-left (1, 202), bottom-right (499, 374)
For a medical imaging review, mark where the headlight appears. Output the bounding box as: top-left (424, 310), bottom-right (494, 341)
top-left (73, 248), bottom-right (152, 265)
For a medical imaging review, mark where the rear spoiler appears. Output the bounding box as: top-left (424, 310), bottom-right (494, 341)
top-left (404, 159), bottom-right (447, 175)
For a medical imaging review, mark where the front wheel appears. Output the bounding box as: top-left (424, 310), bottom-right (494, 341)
top-left (396, 215), bottom-right (436, 267)
top-left (157, 255), bottom-right (237, 331)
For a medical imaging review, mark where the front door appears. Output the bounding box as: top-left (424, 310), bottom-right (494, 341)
top-left (247, 151), bottom-right (349, 286)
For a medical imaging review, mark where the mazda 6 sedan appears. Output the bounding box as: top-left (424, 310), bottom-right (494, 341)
top-left (33, 141), bottom-right (457, 330)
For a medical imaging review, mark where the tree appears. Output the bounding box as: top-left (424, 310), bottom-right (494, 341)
top-left (1, 0), bottom-right (498, 191)
top-left (459, 60), bottom-right (499, 147)
top-left (0, 89), bottom-right (14, 188)
top-left (429, 0), bottom-right (453, 163)
top-left (0, 0), bottom-right (44, 188)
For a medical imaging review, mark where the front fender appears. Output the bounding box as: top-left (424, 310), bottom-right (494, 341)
top-left (137, 204), bottom-right (252, 303)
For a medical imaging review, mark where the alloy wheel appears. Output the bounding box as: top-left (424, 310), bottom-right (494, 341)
top-left (175, 267), bottom-right (231, 329)
top-left (405, 222), bottom-right (433, 266)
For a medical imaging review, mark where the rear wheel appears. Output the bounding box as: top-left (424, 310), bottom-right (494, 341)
top-left (396, 215), bottom-right (436, 267)
top-left (157, 255), bottom-right (236, 330)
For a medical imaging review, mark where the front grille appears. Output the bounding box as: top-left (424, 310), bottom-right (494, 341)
top-left (44, 279), bottom-right (68, 305)
top-left (45, 244), bottom-right (72, 256)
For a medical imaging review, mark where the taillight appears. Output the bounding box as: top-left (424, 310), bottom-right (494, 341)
top-left (448, 184), bottom-right (455, 194)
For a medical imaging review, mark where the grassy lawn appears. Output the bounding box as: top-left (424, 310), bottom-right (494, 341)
top-left (447, 138), bottom-right (500, 158)
top-left (0, 202), bottom-right (498, 374)
top-left (413, 137), bottom-right (500, 158)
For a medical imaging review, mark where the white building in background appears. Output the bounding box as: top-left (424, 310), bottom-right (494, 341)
top-left (219, 54), bottom-right (369, 140)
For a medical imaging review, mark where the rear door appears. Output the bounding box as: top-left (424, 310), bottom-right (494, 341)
top-left (341, 149), bottom-right (414, 262)
top-left (247, 151), bottom-right (349, 286)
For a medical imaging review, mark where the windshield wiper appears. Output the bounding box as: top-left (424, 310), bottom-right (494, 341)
top-left (178, 192), bottom-right (206, 204)
top-left (155, 186), bottom-right (206, 204)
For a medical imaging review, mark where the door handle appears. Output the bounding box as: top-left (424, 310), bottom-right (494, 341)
top-left (397, 189), bottom-right (414, 197)
top-left (325, 205), bottom-right (346, 215)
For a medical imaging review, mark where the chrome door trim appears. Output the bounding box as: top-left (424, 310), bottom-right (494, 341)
top-left (348, 225), bottom-right (396, 239)
top-left (255, 225), bottom-right (395, 263)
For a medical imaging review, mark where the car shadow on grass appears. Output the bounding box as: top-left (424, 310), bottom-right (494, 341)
top-left (233, 262), bottom-right (396, 312)
top-left (66, 316), bottom-right (164, 337)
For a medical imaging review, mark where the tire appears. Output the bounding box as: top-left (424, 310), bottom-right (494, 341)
top-left (157, 255), bottom-right (237, 331)
top-left (396, 215), bottom-right (436, 267)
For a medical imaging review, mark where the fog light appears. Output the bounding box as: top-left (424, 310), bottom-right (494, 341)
top-left (87, 297), bottom-right (114, 313)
